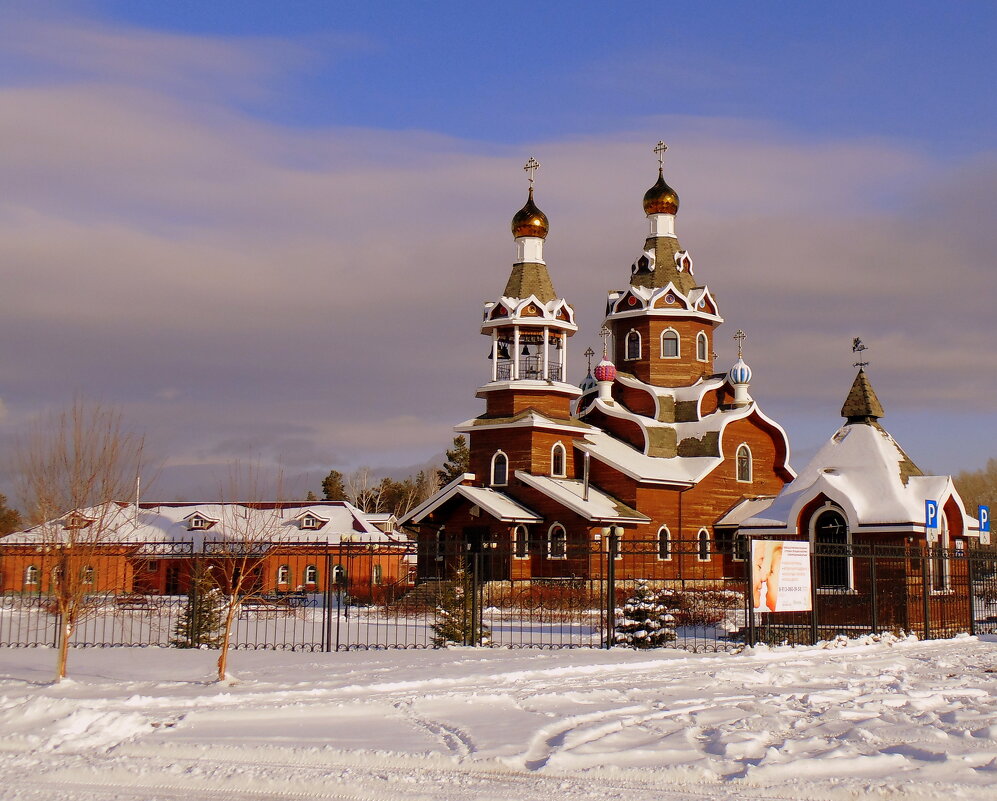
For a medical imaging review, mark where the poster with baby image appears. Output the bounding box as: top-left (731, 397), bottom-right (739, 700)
top-left (751, 540), bottom-right (812, 613)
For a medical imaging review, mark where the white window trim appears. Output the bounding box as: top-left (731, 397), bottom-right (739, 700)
top-left (24, 565), bottom-right (39, 585)
top-left (809, 502), bottom-right (854, 591)
top-left (735, 443), bottom-right (753, 483)
top-left (696, 528), bottom-right (711, 562)
top-left (696, 331), bottom-right (708, 362)
top-left (625, 329), bottom-right (642, 361)
top-left (332, 564), bottom-right (346, 584)
top-left (373, 564), bottom-right (383, 585)
top-left (304, 564), bottom-right (319, 584)
top-left (491, 450), bottom-right (509, 487)
top-left (660, 327), bottom-right (680, 359)
top-left (550, 442), bottom-right (567, 478)
top-left (547, 523), bottom-right (567, 560)
top-left (82, 566), bottom-right (95, 584)
top-left (656, 526), bottom-right (672, 561)
top-left (512, 525), bottom-right (530, 560)
top-left (276, 564), bottom-right (291, 585)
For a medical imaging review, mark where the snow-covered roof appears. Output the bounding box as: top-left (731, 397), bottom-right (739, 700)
top-left (740, 422), bottom-right (975, 535)
top-left (576, 429), bottom-right (716, 485)
top-left (514, 471), bottom-right (649, 523)
top-left (715, 497), bottom-right (779, 527)
top-left (402, 476), bottom-right (543, 525)
top-left (3, 501), bottom-right (402, 547)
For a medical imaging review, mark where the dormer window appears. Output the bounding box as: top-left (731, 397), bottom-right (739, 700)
top-left (187, 514), bottom-right (211, 531)
top-left (301, 515), bottom-right (321, 530)
top-left (63, 513), bottom-right (94, 530)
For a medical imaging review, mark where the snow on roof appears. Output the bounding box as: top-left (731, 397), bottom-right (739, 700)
top-left (715, 497), bottom-right (779, 527)
top-left (403, 479), bottom-right (543, 525)
top-left (740, 422), bottom-right (971, 533)
top-left (514, 471), bottom-right (649, 523)
top-left (3, 501), bottom-right (399, 547)
top-left (577, 429), bottom-right (716, 486)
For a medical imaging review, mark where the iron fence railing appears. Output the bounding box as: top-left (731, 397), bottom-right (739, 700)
top-left (0, 538), bottom-right (994, 651)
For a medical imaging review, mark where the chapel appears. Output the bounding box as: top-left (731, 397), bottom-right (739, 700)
top-left (405, 147), bottom-right (794, 581)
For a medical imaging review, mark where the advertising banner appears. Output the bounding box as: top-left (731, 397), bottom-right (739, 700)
top-left (751, 540), bottom-right (812, 613)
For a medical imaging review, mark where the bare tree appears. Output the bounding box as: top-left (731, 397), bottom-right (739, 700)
top-left (208, 463), bottom-right (288, 682)
top-left (344, 467), bottom-right (387, 514)
top-left (15, 400), bottom-right (146, 682)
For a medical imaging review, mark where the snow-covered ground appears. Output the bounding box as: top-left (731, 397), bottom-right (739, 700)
top-left (0, 635), bottom-right (995, 800)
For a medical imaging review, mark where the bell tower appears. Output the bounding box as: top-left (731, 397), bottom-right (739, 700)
top-left (462, 159), bottom-right (584, 485)
top-left (604, 142), bottom-right (723, 387)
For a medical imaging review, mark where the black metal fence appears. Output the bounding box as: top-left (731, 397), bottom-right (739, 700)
top-left (1, 538), bottom-right (994, 651)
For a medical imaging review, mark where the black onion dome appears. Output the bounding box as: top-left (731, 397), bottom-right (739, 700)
top-left (511, 187), bottom-right (549, 239)
top-left (643, 168), bottom-right (680, 215)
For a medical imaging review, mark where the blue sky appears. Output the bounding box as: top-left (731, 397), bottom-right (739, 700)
top-left (0, 1), bottom-right (994, 498)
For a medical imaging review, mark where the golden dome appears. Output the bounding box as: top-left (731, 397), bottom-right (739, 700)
top-left (643, 168), bottom-right (680, 215)
top-left (511, 187), bottom-right (549, 239)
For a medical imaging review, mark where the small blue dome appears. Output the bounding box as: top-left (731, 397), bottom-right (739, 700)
top-left (728, 358), bottom-right (752, 385)
top-left (579, 372), bottom-right (597, 393)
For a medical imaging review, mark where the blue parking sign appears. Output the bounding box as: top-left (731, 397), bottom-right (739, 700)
top-left (981, 505), bottom-right (990, 533)
top-left (925, 500), bottom-right (939, 543)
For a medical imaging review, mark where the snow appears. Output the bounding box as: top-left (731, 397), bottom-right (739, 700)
top-left (514, 471), bottom-right (648, 522)
top-left (1, 634), bottom-right (996, 800)
top-left (742, 422), bottom-right (973, 535)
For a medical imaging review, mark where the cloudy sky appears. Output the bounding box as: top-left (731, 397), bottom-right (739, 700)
top-left (0, 1), bottom-right (994, 500)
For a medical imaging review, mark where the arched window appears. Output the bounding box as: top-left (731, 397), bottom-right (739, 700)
top-left (736, 444), bottom-right (752, 483)
top-left (550, 442), bottom-right (566, 477)
top-left (81, 566), bottom-right (95, 585)
top-left (24, 565), bottom-right (39, 586)
top-left (812, 507), bottom-right (850, 590)
top-left (435, 527), bottom-right (446, 560)
top-left (332, 564), bottom-right (346, 586)
top-left (660, 329), bottom-right (680, 359)
top-left (513, 525), bottom-right (529, 559)
top-left (373, 564), bottom-right (383, 585)
top-left (276, 564), bottom-right (291, 585)
top-left (696, 331), bottom-right (708, 362)
top-left (697, 529), bottom-right (711, 561)
top-left (657, 526), bottom-right (672, 561)
top-left (491, 451), bottom-right (509, 486)
top-left (304, 564), bottom-right (319, 585)
top-left (548, 524), bottom-right (567, 559)
top-left (625, 330), bottom-right (641, 360)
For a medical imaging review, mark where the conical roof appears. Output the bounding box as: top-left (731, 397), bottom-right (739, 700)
top-left (841, 368), bottom-right (885, 423)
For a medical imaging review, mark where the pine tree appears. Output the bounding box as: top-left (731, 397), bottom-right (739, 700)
top-left (614, 580), bottom-right (678, 648)
top-left (321, 470), bottom-right (347, 501)
top-left (171, 563), bottom-right (225, 648)
top-left (431, 567), bottom-right (491, 647)
top-left (437, 436), bottom-right (469, 486)
top-left (0, 493), bottom-right (21, 536)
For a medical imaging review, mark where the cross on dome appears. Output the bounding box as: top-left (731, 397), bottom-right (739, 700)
top-left (584, 346), bottom-right (595, 373)
top-left (654, 141), bottom-right (668, 169)
top-left (524, 157), bottom-right (540, 188)
top-left (599, 326), bottom-right (611, 359)
top-left (733, 329), bottom-right (746, 360)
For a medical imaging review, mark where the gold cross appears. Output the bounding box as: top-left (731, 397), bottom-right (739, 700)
top-left (733, 329), bottom-right (746, 359)
top-left (599, 325), bottom-right (611, 358)
top-left (654, 141), bottom-right (668, 169)
top-left (852, 337), bottom-right (869, 369)
top-left (524, 157), bottom-right (540, 188)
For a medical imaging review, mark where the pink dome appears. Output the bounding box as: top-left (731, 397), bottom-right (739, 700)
top-left (593, 359), bottom-right (617, 383)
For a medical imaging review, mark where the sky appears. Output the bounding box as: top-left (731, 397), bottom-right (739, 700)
top-left (0, 1), bottom-right (995, 500)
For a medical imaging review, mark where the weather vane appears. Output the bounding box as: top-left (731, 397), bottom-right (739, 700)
top-left (654, 141), bottom-right (668, 169)
top-left (584, 347), bottom-right (595, 374)
top-left (524, 157), bottom-right (540, 188)
top-left (599, 326), bottom-right (611, 358)
top-left (733, 329), bottom-right (746, 360)
top-left (852, 337), bottom-right (869, 369)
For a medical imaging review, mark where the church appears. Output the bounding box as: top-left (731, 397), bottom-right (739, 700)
top-left (404, 146), bottom-right (795, 581)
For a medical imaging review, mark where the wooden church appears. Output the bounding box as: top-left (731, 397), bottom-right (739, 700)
top-left (404, 147), bottom-right (795, 581)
